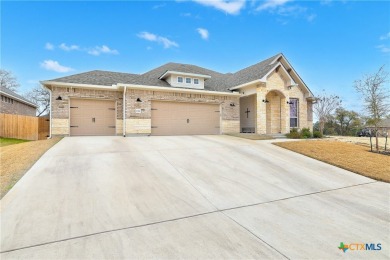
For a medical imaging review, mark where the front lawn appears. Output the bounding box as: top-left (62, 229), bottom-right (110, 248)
top-left (0, 137), bottom-right (30, 147)
top-left (274, 140), bottom-right (390, 183)
top-left (0, 137), bottom-right (62, 198)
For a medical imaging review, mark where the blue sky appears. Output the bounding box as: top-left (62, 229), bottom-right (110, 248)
top-left (1, 0), bottom-right (389, 113)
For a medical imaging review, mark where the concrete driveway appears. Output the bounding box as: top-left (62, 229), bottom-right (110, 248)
top-left (1, 135), bottom-right (389, 259)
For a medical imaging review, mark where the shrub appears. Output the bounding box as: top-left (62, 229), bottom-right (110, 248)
top-left (286, 128), bottom-right (302, 139)
top-left (301, 128), bottom-right (312, 139)
top-left (313, 131), bottom-right (323, 138)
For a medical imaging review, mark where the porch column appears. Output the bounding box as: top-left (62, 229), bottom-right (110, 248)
top-left (256, 83), bottom-right (267, 134)
top-left (281, 96), bottom-right (289, 134)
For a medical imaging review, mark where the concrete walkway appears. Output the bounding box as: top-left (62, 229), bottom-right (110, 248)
top-left (1, 135), bottom-right (389, 259)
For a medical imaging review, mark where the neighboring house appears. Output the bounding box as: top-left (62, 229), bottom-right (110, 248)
top-left (0, 87), bottom-right (37, 116)
top-left (367, 118), bottom-right (390, 135)
top-left (41, 53), bottom-right (315, 136)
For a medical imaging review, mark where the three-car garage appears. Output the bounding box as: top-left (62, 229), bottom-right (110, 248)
top-left (68, 99), bottom-right (221, 136)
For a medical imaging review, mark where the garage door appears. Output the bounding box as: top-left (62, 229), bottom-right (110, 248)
top-left (151, 101), bottom-right (220, 135)
top-left (70, 99), bottom-right (116, 136)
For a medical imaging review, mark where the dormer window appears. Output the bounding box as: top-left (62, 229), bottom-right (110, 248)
top-left (159, 70), bottom-right (211, 90)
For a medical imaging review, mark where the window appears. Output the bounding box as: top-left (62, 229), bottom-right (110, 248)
top-left (186, 78), bottom-right (191, 84)
top-left (177, 77), bottom-right (183, 83)
top-left (289, 98), bottom-right (299, 128)
top-left (194, 78), bottom-right (199, 84)
top-left (11, 99), bottom-right (13, 104)
top-left (1, 95), bottom-right (3, 101)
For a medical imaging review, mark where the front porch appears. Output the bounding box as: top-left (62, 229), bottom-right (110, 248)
top-left (239, 90), bottom-right (290, 135)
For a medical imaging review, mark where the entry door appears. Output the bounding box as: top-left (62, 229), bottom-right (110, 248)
top-left (70, 99), bottom-right (116, 136)
top-left (151, 101), bottom-right (220, 135)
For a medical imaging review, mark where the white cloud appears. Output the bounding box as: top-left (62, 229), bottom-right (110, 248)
top-left (193, 0), bottom-right (246, 15)
top-left (376, 45), bottom-right (390, 53)
top-left (59, 43), bottom-right (80, 51)
top-left (256, 0), bottom-right (291, 11)
top-left (197, 28), bottom-right (209, 40)
top-left (153, 3), bottom-right (166, 9)
top-left (181, 12), bottom-right (192, 17)
top-left (320, 0), bottom-right (333, 6)
top-left (380, 32), bottom-right (390, 40)
top-left (40, 60), bottom-right (74, 73)
top-left (88, 45), bottom-right (119, 56)
top-left (45, 42), bottom-right (54, 50)
top-left (138, 32), bottom-right (157, 41)
top-left (256, 1), bottom-right (316, 23)
top-left (137, 32), bottom-right (179, 49)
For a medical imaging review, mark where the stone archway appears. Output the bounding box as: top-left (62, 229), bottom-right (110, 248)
top-left (265, 90), bottom-right (287, 134)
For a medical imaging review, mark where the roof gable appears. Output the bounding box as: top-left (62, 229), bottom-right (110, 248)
top-left (0, 87), bottom-right (38, 108)
top-left (42, 53), bottom-right (313, 96)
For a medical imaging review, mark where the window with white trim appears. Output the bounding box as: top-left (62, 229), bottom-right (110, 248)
top-left (186, 77), bottom-right (191, 84)
top-left (177, 76), bottom-right (183, 83)
top-left (194, 78), bottom-right (199, 84)
top-left (289, 98), bottom-right (299, 128)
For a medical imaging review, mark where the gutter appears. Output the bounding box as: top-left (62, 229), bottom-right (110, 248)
top-left (123, 86), bottom-right (126, 137)
top-left (228, 79), bottom-right (265, 91)
top-left (117, 83), bottom-right (240, 97)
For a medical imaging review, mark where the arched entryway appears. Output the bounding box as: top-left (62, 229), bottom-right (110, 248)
top-left (265, 90), bottom-right (287, 134)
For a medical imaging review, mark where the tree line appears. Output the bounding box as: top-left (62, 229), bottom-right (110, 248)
top-left (314, 65), bottom-right (389, 136)
top-left (0, 70), bottom-right (49, 116)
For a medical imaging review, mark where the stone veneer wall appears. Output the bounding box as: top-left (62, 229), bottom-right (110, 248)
top-left (256, 70), bottom-right (312, 134)
top-left (51, 87), bottom-right (123, 135)
top-left (125, 89), bottom-right (239, 135)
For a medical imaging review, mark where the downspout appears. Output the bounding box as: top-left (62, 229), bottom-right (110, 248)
top-left (42, 84), bottom-right (52, 139)
top-left (123, 86), bottom-right (126, 137)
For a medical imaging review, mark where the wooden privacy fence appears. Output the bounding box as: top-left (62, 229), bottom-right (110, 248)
top-left (0, 113), bottom-right (50, 140)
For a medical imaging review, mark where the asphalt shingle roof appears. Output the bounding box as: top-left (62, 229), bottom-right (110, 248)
top-left (46, 53), bottom-right (282, 93)
top-left (0, 87), bottom-right (38, 107)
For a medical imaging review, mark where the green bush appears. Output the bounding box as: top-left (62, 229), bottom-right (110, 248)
top-left (313, 131), bottom-right (323, 138)
top-left (286, 128), bottom-right (315, 139)
top-left (301, 128), bottom-right (312, 139)
top-left (286, 128), bottom-right (302, 139)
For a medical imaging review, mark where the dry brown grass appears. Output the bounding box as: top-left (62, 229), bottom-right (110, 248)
top-left (0, 137), bottom-right (62, 198)
top-left (274, 140), bottom-right (390, 183)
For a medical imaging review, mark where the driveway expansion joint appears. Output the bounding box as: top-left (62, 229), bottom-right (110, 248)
top-left (1, 180), bottom-right (378, 254)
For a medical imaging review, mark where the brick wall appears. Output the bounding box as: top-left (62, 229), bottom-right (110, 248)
top-left (125, 89), bottom-right (239, 134)
top-left (51, 87), bottom-right (122, 135)
top-left (51, 86), bottom-right (240, 136)
top-left (1, 95), bottom-right (36, 116)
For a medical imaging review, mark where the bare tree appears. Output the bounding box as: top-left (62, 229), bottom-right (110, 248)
top-left (354, 65), bottom-right (389, 152)
top-left (354, 65), bottom-right (390, 126)
top-left (314, 91), bottom-right (342, 135)
top-left (0, 69), bottom-right (20, 91)
top-left (25, 85), bottom-right (50, 116)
